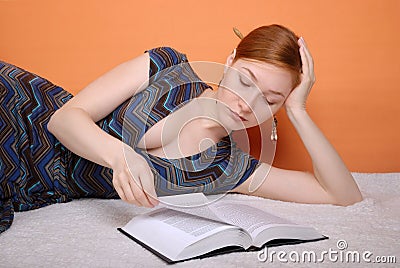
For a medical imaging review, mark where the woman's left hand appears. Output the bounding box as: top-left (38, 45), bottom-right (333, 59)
top-left (284, 37), bottom-right (316, 112)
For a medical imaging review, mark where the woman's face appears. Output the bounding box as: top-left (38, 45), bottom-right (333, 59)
top-left (216, 55), bottom-right (294, 131)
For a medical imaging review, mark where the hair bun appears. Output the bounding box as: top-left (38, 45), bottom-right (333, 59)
top-left (233, 27), bottom-right (244, 40)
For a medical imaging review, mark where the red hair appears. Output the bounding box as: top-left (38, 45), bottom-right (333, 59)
top-left (233, 24), bottom-right (302, 88)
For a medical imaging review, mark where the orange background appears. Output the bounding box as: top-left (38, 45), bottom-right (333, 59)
top-left (1, 0), bottom-right (399, 172)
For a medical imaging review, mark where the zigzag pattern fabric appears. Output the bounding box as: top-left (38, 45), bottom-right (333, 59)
top-left (0, 47), bottom-right (260, 234)
top-left (0, 61), bottom-right (74, 233)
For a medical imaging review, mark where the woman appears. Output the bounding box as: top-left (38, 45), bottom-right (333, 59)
top-left (0, 24), bottom-right (363, 234)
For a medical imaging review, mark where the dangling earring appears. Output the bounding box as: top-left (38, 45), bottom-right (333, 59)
top-left (271, 116), bottom-right (278, 142)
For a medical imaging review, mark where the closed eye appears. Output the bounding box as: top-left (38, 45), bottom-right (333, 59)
top-left (265, 98), bottom-right (274, 105)
top-left (239, 76), bottom-right (252, 87)
top-left (239, 74), bottom-right (275, 105)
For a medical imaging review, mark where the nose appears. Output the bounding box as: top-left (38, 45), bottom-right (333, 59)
top-left (237, 97), bottom-right (252, 113)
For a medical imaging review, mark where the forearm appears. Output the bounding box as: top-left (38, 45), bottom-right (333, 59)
top-left (48, 107), bottom-right (123, 169)
top-left (286, 108), bottom-right (363, 205)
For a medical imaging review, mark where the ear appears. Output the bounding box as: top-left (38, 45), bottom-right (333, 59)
top-left (225, 48), bottom-right (237, 71)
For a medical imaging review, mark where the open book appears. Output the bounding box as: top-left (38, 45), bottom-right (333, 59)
top-left (117, 193), bottom-right (328, 263)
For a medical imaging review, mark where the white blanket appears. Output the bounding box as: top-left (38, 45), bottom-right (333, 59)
top-left (0, 172), bottom-right (399, 267)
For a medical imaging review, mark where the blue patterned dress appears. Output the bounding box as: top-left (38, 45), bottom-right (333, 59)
top-left (0, 47), bottom-right (261, 234)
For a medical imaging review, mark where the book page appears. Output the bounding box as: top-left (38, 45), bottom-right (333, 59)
top-left (158, 193), bottom-right (314, 242)
top-left (209, 202), bottom-right (295, 239)
top-left (122, 207), bottom-right (237, 261)
top-left (158, 193), bottom-right (227, 223)
top-left (148, 208), bottom-right (234, 239)
top-left (158, 192), bottom-right (211, 207)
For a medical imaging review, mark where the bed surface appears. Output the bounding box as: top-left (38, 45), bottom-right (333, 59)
top-left (0, 172), bottom-right (399, 267)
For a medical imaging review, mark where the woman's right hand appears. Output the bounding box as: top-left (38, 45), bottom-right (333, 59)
top-left (111, 143), bottom-right (159, 208)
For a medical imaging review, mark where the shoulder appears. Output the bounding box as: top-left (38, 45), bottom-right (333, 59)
top-left (145, 47), bottom-right (188, 77)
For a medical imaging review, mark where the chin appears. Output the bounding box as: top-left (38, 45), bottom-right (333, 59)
top-left (228, 120), bottom-right (251, 131)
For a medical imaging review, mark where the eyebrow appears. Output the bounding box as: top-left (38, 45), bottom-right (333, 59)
top-left (242, 67), bottom-right (258, 82)
top-left (242, 67), bottom-right (285, 99)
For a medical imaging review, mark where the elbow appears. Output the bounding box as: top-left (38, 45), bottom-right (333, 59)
top-left (47, 110), bottom-right (61, 135)
top-left (332, 192), bottom-right (364, 207)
